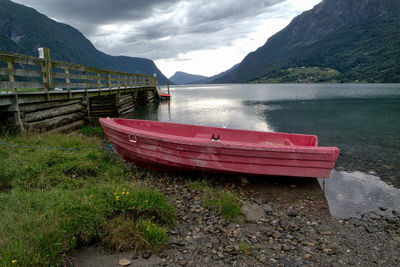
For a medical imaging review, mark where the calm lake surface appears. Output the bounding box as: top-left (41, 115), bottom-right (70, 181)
top-left (124, 83), bottom-right (400, 217)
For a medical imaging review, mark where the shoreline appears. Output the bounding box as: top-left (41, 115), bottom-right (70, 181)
top-left (73, 166), bottom-right (400, 266)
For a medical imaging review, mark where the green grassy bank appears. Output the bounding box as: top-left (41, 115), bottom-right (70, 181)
top-left (0, 131), bottom-right (175, 266)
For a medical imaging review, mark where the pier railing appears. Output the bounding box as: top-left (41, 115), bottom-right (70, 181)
top-left (0, 48), bottom-right (158, 132)
top-left (0, 48), bottom-right (157, 96)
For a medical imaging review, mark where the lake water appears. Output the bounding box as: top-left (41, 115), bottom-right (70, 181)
top-left (124, 83), bottom-right (400, 217)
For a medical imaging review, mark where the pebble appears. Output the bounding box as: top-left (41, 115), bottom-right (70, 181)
top-left (134, 167), bottom-right (400, 266)
top-left (142, 251), bottom-right (151, 259)
top-left (263, 204), bottom-right (273, 214)
top-left (304, 254), bottom-right (312, 260)
top-left (118, 259), bottom-right (131, 266)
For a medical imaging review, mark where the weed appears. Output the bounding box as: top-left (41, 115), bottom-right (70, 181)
top-left (218, 191), bottom-right (243, 221)
top-left (239, 241), bottom-right (251, 255)
top-left (188, 179), bottom-right (209, 190)
top-left (103, 216), bottom-right (168, 252)
top-left (189, 180), bottom-right (243, 221)
top-left (80, 126), bottom-right (104, 137)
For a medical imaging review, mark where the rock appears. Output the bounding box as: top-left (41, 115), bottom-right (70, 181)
top-left (318, 230), bottom-right (332, 236)
top-left (379, 207), bottom-right (387, 211)
top-left (179, 260), bottom-right (187, 266)
top-left (241, 203), bottom-right (265, 221)
top-left (273, 244), bottom-right (282, 251)
top-left (287, 210), bottom-right (297, 217)
top-left (263, 204), bottom-right (273, 214)
top-left (232, 230), bottom-right (239, 238)
top-left (240, 177), bottom-right (250, 184)
top-left (304, 254), bottom-right (312, 260)
top-left (364, 225), bottom-right (374, 234)
top-left (142, 251), bottom-right (152, 259)
top-left (258, 253), bottom-right (267, 263)
top-left (118, 259), bottom-right (131, 266)
top-left (282, 244), bottom-right (291, 251)
top-left (159, 252), bottom-right (168, 258)
top-left (329, 242), bottom-right (342, 254)
top-left (194, 227), bottom-right (200, 233)
top-left (286, 234), bottom-right (294, 240)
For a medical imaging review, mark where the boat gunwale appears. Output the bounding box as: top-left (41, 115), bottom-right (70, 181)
top-left (100, 118), bottom-right (339, 156)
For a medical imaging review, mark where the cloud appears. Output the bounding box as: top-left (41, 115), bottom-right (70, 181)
top-left (13, 0), bottom-right (284, 58)
top-left (12, 0), bottom-right (322, 76)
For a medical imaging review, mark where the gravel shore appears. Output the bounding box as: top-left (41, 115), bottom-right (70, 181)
top-left (74, 168), bottom-right (400, 266)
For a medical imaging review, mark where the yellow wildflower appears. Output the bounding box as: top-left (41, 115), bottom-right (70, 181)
top-left (122, 192), bottom-right (125, 195)
top-left (12, 260), bottom-right (17, 264)
top-left (113, 192), bottom-right (117, 195)
top-left (126, 192), bottom-right (130, 195)
top-left (123, 188), bottom-right (126, 191)
top-left (145, 199), bottom-right (148, 203)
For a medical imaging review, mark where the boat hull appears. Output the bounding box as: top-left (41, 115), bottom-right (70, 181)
top-left (100, 118), bottom-right (340, 178)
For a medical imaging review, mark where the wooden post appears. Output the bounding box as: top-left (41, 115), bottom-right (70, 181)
top-left (167, 79), bottom-right (170, 95)
top-left (65, 67), bottom-right (71, 99)
top-left (7, 61), bottom-right (23, 131)
top-left (108, 73), bottom-right (111, 95)
top-left (97, 72), bottom-right (101, 96)
top-left (82, 70), bottom-right (88, 99)
top-left (39, 47), bottom-right (53, 98)
top-left (117, 74), bottom-right (121, 105)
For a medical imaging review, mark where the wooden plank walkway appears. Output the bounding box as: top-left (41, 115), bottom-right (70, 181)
top-left (0, 48), bottom-right (160, 132)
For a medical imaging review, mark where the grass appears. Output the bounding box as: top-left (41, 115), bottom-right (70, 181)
top-left (80, 126), bottom-right (104, 138)
top-left (0, 132), bottom-right (175, 266)
top-left (238, 241), bottom-right (251, 255)
top-left (189, 179), bottom-right (243, 221)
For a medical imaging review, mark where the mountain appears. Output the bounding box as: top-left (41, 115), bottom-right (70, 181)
top-left (214, 0), bottom-right (400, 83)
top-left (196, 64), bottom-right (239, 84)
top-left (169, 71), bottom-right (208, 85)
top-left (0, 0), bottom-right (168, 84)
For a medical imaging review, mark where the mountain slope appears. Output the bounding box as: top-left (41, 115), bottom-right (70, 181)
top-left (169, 71), bottom-right (208, 85)
top-left (196, 64), bottom-right (239, 84)
top-left (214, 0), bottom-right (400, 83)
top-left (0, 0), bottom-right (169, 84)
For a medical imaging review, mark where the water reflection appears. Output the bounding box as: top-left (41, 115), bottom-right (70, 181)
top-left (320, 171), bottom-right (400, 218)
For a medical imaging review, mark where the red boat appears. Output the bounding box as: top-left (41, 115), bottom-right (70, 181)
top-left (159, 93), bottom-right (171, 100)
top-left (99, 118), bottom-right (339, 178)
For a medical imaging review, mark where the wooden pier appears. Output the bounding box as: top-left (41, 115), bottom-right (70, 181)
top-left (0, 48), bottom-right (160, 133)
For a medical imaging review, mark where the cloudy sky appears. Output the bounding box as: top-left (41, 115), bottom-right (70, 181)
top-left (13, 0), bottom-right (321, 77)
